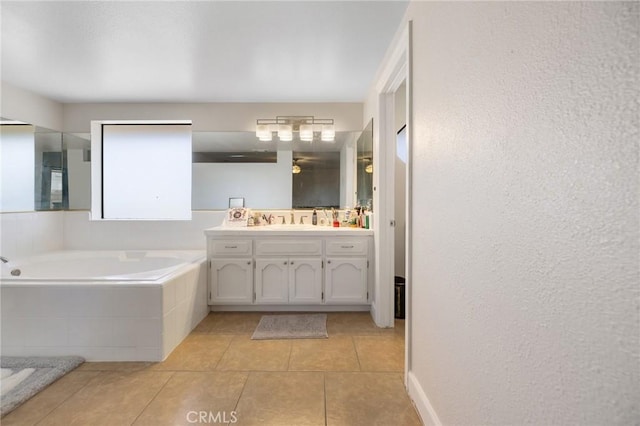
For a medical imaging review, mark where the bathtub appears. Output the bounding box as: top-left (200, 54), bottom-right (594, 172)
top-left (0, 250), bottom-right (209, 362)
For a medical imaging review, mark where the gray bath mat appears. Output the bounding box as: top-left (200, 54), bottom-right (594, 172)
top-left (252, 314), bottom-right (328, 340)
top-left (1, 356), bottom-right (84, 417)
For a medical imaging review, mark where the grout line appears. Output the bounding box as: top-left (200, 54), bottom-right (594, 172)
top-left (323, 372), bottom-right (328, 426)
top-left (129, 371), bottom-right (176, 425)
top-left (211, 334), bottom-right (236, 370)
top-left (286, 339), bottom-right (293, 371)
top-left (231, 370), bottom-right (252, 422)
top-left (33, 370), bottom-right (102, 426)
top-left (352, 336), bottom-right (362, 371)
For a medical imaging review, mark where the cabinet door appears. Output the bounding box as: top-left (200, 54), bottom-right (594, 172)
top-left (210, 259), bottom-right (253, 304)
top-left (289, 258), bottom-right (323, 304)
top-left (255, 259), bottom-right (289, 304)
top-left (325, 258), bottom-right (368, 304)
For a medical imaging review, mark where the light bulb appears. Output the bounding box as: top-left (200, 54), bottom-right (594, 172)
top-left (321, 124), bottom-right (335, 142)
top-left (256, 124), bottom-right (271, 140)
top-left (278, 124), bottom-right (293, 141)
top-left (299, 124), bottom-right (314, 142)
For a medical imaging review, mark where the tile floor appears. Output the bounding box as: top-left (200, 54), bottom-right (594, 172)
top-left (2, 312), bottom-right (422, 426)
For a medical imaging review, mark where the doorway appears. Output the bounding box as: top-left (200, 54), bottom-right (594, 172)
top-left (372, 21), bottom-right (412, 387)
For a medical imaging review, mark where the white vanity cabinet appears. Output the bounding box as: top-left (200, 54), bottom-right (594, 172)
top-left (255, 258), bottom-right (323, 304)
top-left (325, 238), bottom-right (369, 304)
top-left (210, 259), bottom-right (253, 304)
top-left (255, 239), bottom-right (323, 305)
top-left (205, 226), bottom-right (373, 311)
top-left (288, 258), bottom-right (323, 304)
top-left (208, 239), bottom-right (253, 304)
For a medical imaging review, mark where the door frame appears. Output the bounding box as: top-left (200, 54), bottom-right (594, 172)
top-left (372, 21), bottom-right (413, 385)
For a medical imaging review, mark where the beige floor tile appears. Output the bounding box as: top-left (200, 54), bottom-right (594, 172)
top-left (325, 372), bottom-right (421, 426)
top-left (1, 371), bottom-right (100, 426)
top-left (327, 312), bottom-right (395, 335)
top-left (234, 371), bottom-right (325, 426)
top-left (395, 319), bottom-right (407, 336)
top-left (37, 370), bottom-right (173, 426)
top-left (76, 362), bottom-right (153, 372)
top-left (133, 371), bottom-right (248, 426)
top-left (193, 312), bottom-right (263, 334)
top-left (289, 335), bottom-right (360, 371)
top-left (151, 334), bottom-right (234, 371)
top-left (216, 335), bottom-right (292, 371)
top-left (354, 335), bottom-right (404, 372)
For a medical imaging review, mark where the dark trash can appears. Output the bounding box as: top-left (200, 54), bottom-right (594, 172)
top-left (394, 276), bottom-right (406, 319)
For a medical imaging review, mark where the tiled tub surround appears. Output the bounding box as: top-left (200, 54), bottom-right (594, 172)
top-left (0, 250), bottom-right (208, 361)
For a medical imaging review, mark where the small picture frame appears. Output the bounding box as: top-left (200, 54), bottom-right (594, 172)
top-left (229, 197), bottom-right (245, 208)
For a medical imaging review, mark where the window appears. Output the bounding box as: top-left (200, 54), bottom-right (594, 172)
top-left (90, 120), bottom-right (192, 220)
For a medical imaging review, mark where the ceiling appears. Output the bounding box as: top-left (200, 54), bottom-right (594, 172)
top-left (1, 1), bottom-right (408, 104)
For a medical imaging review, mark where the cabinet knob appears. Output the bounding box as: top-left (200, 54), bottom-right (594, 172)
top-left (284, 261), bottom-right (288, 265)
top-left (290, 261), bottom-right (294, 265)
top-left (327, 260), bottom-right (331, 264)
top-left (247, 261), bottom-right (251, 265)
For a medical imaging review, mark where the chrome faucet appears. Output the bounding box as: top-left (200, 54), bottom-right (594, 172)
top-left (278, 215), bottom-right (286, 225)
top-left (0, 256), bottom-right (8, 264)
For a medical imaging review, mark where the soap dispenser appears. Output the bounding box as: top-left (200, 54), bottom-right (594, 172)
top-left (312, 209), bottom-right (318, 226)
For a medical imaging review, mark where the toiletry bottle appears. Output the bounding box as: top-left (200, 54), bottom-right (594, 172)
top-left (312, 209), bottom-right (318, 226)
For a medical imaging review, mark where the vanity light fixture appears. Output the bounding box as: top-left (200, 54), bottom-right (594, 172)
top-left (256, 116), bottom-right (335, 142)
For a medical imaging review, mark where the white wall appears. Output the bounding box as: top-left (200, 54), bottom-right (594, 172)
top-left (0, 81), bottom-right (63, 131)
top-left (63, 102), bottom-right (363, 133)
top-left (0, 211), bottom-right (64, 259)
top-left (368, 2), bottom-right (639, 425)
top-left (63, 210), bottom-right (225, 250)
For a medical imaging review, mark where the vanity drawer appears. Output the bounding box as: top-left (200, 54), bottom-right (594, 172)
top-left (255, 239), bottom-right (322, 256)
top-left (326, 239), bottom-right (368, 256)
top-left (209, 240), bottom-right (253, 256)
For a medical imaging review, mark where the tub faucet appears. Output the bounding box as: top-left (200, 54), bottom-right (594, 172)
top-left (0, 256), bottom-right (8, 264)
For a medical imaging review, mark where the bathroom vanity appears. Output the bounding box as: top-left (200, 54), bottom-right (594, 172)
top-left (204, 226), bottom-right (374, 311)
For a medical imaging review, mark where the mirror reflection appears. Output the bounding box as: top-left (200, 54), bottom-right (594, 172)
top-left (0, 122), bottom-right (367, 212)
top-left (356, 118), bottom-right (373, 209)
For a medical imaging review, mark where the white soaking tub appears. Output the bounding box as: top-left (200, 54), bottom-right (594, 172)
top-left (0, 250), bottom-right (208, 362)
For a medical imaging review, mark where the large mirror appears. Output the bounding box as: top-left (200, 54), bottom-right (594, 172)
top-left (356, 118), bottom-right (373, 209)
top-left (0, 118), bottom-right (67, 212)
top-left (0, 120), bottom-right (367, 212)
top-left (192, 131), bottom-right (358, 209)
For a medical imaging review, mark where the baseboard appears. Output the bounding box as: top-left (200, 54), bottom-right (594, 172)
top-left (209, 304), bottom-right (371, 312)
top-left (407, 371), bottom-right (442, 426)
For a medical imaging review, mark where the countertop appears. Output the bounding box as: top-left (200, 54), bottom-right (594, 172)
top-left (204, 225), bottom-right (374, 237)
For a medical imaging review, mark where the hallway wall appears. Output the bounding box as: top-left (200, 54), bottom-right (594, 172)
top-left (368, 2), bottom-right (639, 424)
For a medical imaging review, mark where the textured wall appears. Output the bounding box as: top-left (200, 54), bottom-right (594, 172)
top-left (406, 2), bottom-right (639, 424)
top-left (0, 81), bottom-right (63, 131)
